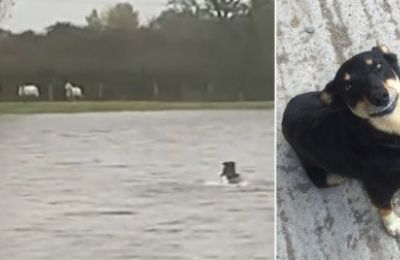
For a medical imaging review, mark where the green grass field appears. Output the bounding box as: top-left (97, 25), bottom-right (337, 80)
top-left (0, 101), bottom-right (273, 114)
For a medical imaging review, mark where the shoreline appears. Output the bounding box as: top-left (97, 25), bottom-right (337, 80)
top-left (0, 101), bottom-right (273, 114)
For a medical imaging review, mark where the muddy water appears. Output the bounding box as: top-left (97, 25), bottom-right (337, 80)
top-left (0, 110), bottom-right (274, 260)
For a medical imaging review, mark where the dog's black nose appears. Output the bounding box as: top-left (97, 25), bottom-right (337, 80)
top-left (371, 89), bottom-right (389, 107)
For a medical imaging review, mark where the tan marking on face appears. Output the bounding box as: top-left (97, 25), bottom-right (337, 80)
top-left (385, 78), bottom-right (400, 92)
top-left (320, 91), bottom-right (332, 105)
top-left (379, 44), bottom-right (390, 54)
top-left (367, 73), bottom-right (400, 135)
top-left (349, 80), bottom-right (398, 120)
top-left (343, 73), bottom-right (351, 81)
top-left (369, 95), bottom-right (400, 135)
top-left (349, 98), bottom-right (369, 119)
top-left (383, 82), bottom-right (390, 92)
top-left (365, 58), bottom-right (373, 65)
top-left (369, 107), bottom-right (400, 135)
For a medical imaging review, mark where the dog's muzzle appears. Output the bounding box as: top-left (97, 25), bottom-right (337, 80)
top-left (369, 93), bottom-right (399, 117)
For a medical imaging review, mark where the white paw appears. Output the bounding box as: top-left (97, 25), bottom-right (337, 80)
top-left (326, 173), bottom-right (346, 186)
top-left (381, 211), bottom-right (400, 237)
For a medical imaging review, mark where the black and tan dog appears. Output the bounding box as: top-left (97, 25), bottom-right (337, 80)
top-left (220, 161), bottom-right (243, 184)
top-left (282, 45), bottom-right (400, 237)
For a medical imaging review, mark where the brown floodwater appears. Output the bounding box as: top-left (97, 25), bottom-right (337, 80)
top-left (0, 110), bottom-right (274, 260)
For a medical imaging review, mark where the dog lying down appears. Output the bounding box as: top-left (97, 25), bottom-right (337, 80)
top-left (282, 44), bottom-right (400, 238)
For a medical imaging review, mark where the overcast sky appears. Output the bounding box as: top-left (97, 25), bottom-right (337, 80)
top-left (1, 0), bottom-right (168, 32)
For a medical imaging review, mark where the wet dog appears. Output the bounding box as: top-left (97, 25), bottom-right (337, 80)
top-left (220, 161), bottom-right (242, 184)
top-left (282, 45), bottom-right (400, 237)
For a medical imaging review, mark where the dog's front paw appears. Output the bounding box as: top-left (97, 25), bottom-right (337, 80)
top-left (326, 173), bottom-right (346, 186)
top-left (380, 209), bottom-right (400, 237)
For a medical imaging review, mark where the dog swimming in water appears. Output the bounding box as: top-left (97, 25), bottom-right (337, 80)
top-left (220, 161), bottom-right (243, 184)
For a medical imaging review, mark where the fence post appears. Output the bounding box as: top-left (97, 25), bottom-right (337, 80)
top-left (48, 84), bottom-right (53, 101)
top-left (152, 79), bottom-right (159, 101)
top-left (98, 83), bottom-right (104, 100)
top-left (206, 82), bottom-right (214, 101)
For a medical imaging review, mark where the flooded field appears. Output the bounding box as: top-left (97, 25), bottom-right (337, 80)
top-left (0, 110), bottom-right (274, 260)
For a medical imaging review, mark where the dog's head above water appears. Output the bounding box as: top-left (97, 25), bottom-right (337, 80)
top-left (321, 45), bottom-right (400, 133)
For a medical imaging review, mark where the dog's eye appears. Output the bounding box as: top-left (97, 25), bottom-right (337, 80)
top-left (345, 84), bottom-right (352, 91)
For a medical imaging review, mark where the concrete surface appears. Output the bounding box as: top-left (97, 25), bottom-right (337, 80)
top-left (277, 0), bottom-right (400, 259)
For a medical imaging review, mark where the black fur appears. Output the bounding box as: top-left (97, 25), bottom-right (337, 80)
top-left (220, 161), bottom-right (242, 184)
top-left (282, 46), bottom-right (400, 209)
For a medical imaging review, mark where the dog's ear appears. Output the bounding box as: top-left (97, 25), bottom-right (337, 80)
top-left (320, 80), bottom-right (338, 106)
top-left (373, 44), bottom-right (400, 74)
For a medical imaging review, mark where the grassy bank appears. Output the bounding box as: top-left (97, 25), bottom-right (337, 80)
top-left (0, 101), bottom-right (273, 114)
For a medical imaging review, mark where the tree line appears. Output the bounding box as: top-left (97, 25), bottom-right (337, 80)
top-left (0, 0), bottom-right (273, 101)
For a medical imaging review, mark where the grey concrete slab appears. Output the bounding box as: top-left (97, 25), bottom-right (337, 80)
top-left (277, 0), bottom-right (400, 259)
